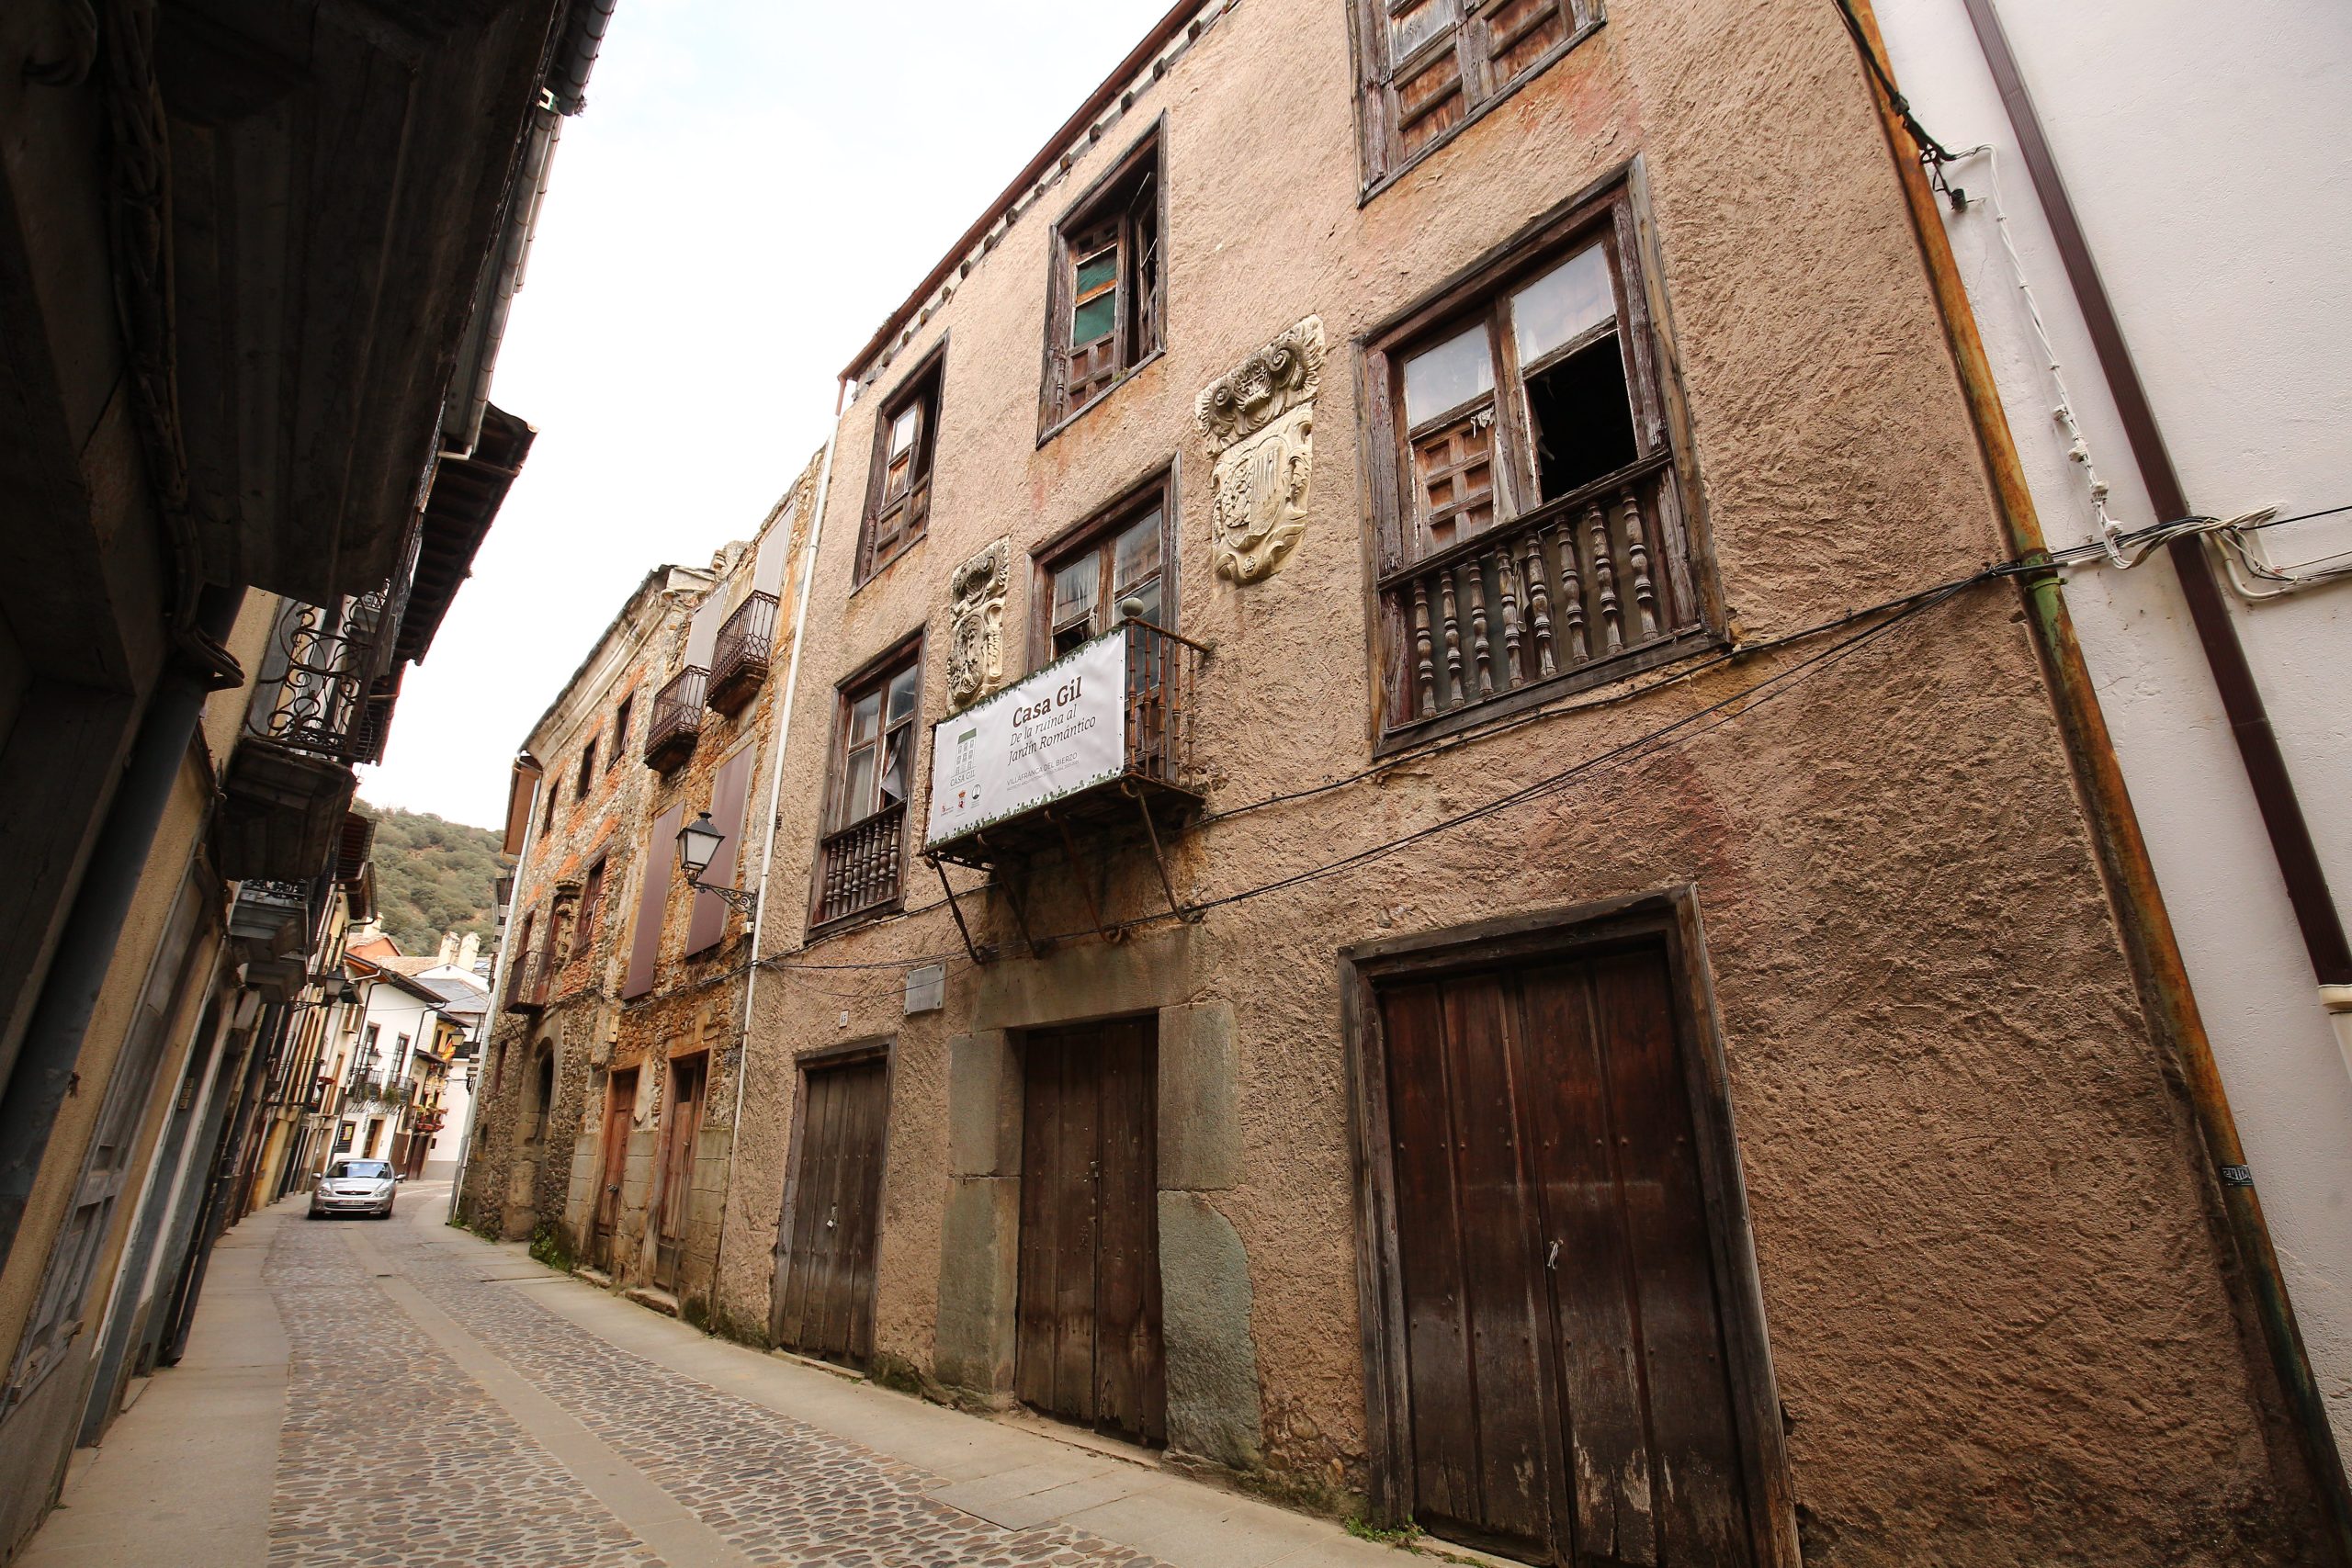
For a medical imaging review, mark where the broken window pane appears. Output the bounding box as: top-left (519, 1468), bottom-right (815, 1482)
top-left (1525, 335), bottom-right (1638, 498)
top-left (878, 727), bottom-right (909, 807)
top-left (888, 402), bottom-right (921, 458)
top-left (1403, 323), bottom-right (1495, 426)
top-left (887, 664), bottom-right (920, 728)
top-left (1511, 242), bottom-right (1614, 366)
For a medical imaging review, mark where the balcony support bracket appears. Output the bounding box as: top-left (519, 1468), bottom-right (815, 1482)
top-left (1126, 782), bottom-right (1202, 927)
top-left (928, 856), bottom-right (997, 966)
top-left (1052, 811), bottom-right (1124, 945)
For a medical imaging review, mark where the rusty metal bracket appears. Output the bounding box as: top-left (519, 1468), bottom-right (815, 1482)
top-left (928, 856), bottom-right (995, 966)
top-left (1051, 809), bottom-right (1123, 944)
top-left (1125, 783), bottom-right (1202, 926)
top-left (997, 858), bottom-right (1045, 956)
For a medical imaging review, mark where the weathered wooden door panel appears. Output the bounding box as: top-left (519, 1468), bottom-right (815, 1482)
top-left (775, 1058), bottom-right (888, 1364)
top-left (1380, 945), bottom-right (1759, 1567)
top-left (1015, 1020), bottom-right (1165, 1445)
top-left (654, 1055), bottom-right (707, 1292)
top-left (594, 1069), bottom-right (638, 1272)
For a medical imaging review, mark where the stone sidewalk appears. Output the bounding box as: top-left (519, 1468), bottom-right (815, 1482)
top-left (19, 1186), bottom-right (1418, 1568)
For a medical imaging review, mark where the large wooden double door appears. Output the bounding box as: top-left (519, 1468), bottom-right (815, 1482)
top-left (774, 1057), bottom-right (889, 1365)
top-left (1377, 942), bottom-right (1772, 1566)
top-left (1016, 1019), bottom-right (1165, 1445)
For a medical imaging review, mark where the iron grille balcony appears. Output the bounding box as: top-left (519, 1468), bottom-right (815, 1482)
top-left (924, 619), bottom-right (1202, 872)
top-left (249, 586), bottom-right (400, 764)
top-left (707, 592), bottom-right (779, 715)
top-left (1379, 454), bottom-right (1695, 736)
top-left (814, 801), bottom-right (907, 928)
top-left (643, 666), bottom-right (707, 771)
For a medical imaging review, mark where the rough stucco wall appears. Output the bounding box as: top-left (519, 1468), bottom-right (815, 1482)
top-left (718, 0), bottom-right (2321, 1558)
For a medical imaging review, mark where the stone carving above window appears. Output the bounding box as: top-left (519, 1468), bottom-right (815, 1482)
top-left (946, 539), bottom-right (1012, 708)
top-left (1197, 317), bottom-right (1324, 582)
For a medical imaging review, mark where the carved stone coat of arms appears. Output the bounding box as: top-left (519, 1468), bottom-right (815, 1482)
top-left (1196, 316), bottom-right (1323, 582)
top-left (945, 539), bottom-right (1011, 708)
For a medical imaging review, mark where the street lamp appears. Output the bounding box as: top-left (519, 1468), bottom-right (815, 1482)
top-left (676, 811), bottom-right (758, 917)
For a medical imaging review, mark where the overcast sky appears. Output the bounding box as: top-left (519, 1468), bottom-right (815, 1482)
top-left (356, 0), bottom-right (1174, 829)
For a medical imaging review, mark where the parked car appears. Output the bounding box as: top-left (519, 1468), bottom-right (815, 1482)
top-left (309, 1157), bottom-right (400, 1220)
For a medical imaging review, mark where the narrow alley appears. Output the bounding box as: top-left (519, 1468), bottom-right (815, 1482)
top-left (17, 1192), bottom-right (1396, 1568)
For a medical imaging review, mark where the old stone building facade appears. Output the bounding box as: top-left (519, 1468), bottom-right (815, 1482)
top-left (462, 0), bottom-right (2350, 1561)
top-left (463, 452), bottom-right (822, 1330)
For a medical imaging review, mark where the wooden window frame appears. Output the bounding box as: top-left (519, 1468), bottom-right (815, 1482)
top-left (1338, 886), bottom-right (1799, 1562)
top-left (1359, 169), bottom-right (1715, 749)
top-left (540, 773), bottom-right (560, 835)
top-left (1350, 0), bottom-right (1607, 199)
top-left (808, 633), bottom-right (925, 933)
top-left (1038, 123), bottom-right (1166, 442)
top-left (855, 342), bottom-right (947, 585)
top-left (576, 736), bottom-right (598, 799)
top-left (1028, 466), bottom-right (1181, 670)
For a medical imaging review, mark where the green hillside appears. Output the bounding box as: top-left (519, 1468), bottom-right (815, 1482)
top-left (357, 802), bottom-right (510, 956)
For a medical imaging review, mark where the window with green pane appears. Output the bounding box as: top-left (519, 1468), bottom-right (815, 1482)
top-left (1044, 131), bottom-right (1162, 431)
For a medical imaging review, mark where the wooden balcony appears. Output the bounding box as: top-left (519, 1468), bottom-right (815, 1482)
top-left (1378, 453), bottom-right (1697, 739)
top-left (643, 666), bottom-right (707, 771)
top-left (707, 592), bottom-right (779, 715)
top-left (814, 801), bottom-right (907, 928)
top-left (925, 620), bottom-right (1202, 873)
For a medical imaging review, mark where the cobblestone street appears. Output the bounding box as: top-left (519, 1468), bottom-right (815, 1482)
top-left (18, 1191), bottom-right (1399, 1568)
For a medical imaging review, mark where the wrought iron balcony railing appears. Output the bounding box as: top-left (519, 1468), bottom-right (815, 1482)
top-left (248, 586), bottom-right (401, 764)
top-left (644, 666), bottom-right (707, 771)
top-left (707, 592), bottom-right (779, 714)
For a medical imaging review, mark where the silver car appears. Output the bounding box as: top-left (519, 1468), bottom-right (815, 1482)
top-left (309, 1156), bottom-right (399, 1219)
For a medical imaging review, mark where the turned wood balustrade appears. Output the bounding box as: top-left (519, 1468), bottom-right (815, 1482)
top-left (1381, 453), bottom-right (1687, 728)
top-left (815, 801), bottom-right (907, 927)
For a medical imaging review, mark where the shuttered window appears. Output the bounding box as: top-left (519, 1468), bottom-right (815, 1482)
top-left (1041, 130), bottom-right (1162, 434)
top-left (624, 806), bottom-right (682, 999)
top-left (1356, 0), bottom-right (1597, 187)
top-left (686, 743), bottom-right (755, 953)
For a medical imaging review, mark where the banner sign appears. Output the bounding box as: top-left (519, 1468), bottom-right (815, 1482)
top-left (926, 631), bottom-right (1126, 846)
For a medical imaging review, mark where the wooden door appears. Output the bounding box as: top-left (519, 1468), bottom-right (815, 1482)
top-left (592, 1068), bottom-right (637, 1271)
top-left (1380, 945), bottom-right (1762, 1566)
top-left (773, 1058), bottom-right (888, 1364)
top-left (653, 1055), bottom-right (707, 1292)
top-left (1015, 1019), bottom-right (1164, 1445)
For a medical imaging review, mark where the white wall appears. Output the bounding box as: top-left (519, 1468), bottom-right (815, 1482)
top-left (1877, 0), bottom-right (2352, 1457)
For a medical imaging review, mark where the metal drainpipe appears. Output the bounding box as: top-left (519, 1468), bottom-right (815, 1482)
top-left (1839, 3), bottom-right (2352, 1550)
top-left (0, 584), bottom-right (245, 1277)
top-left (1951, 0), bottom-right (2352, 1066)
top-left (708, 424), bottom-right (839, 1330)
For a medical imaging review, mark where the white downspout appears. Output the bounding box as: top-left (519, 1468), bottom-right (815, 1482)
top-left (710, 423), bottom-right (839, 1314)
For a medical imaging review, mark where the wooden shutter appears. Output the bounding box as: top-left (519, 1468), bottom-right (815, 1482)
top-left (684, 592), bottom-right (725, 670)
top-left (686, 746), bottom-right (753, 953)
top-left (624, 805), bottom-right (681, 998)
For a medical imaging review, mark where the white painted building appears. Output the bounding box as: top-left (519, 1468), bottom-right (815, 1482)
top-left (1874, 0), bottom-right (2352, 1459)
